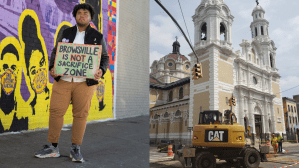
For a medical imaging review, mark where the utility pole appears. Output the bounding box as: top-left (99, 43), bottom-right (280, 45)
top-left (154, 0), bottom-right (199, 63)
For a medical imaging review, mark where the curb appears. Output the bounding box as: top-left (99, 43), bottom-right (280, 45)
top-left (276, 162), bottom-right (299, 168)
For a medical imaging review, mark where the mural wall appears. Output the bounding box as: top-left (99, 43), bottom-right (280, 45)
top-left (0, 0), bottom-right (117, 133)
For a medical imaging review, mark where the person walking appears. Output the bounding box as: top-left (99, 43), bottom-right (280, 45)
top-left (277, 133), bottom-right (283, 153)
top-left (34, 3), bottom-right (109, 162)
top-left (271, 133), bottom-right (278, 154)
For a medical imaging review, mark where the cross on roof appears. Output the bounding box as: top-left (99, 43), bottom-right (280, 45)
top-left (175, 36), bottom-right (178, 41)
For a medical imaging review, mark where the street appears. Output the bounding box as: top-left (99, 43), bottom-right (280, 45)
top-left (0, 115), bottom-right (149, 168)
top-left (150, 143), bottom-right (299, 168)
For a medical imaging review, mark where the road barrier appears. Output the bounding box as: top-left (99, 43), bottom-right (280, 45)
top-left (167, 145), bottom-right (173, 156)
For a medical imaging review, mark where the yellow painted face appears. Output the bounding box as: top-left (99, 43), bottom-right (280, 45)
top-left (1, 53), bottom-right (20, 74)
top-left (28, 50), bottom-right (47, 92)
top-left (0, 53), bottom-right (20, 95)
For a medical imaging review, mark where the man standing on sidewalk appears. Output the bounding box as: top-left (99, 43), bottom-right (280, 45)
top-left (271, 133), bottom-right (278, 154)
top-left (277, 133), bottom-right (284, 153)
top-left (34, 3), bottom-right (109, 162)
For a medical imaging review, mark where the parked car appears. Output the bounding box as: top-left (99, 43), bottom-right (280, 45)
top-left (157, 140), bottom-right (175, 152)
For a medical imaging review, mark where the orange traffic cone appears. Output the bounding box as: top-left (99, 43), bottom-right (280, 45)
top-left (167, 145), bottom-right (173, 156)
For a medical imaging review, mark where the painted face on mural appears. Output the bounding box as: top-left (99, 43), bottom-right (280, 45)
top-left (0, 48), bottom-right (20, 115)
top-left (76, 9), bottom-right (91, 27)
top-left (28, 50), bottom-right (46, 91)
top-left (0, 46), bottom-right (20, 96)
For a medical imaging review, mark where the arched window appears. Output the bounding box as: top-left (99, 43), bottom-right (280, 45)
top-left (220, 23), bottom-right (226, 41)
top-left (261, 26), bottom-right (264, 35)
top-left (291, 106), bottom-right (294, 112)
top-left (288, 105), bottom-right (290, 112)
top-left (154, 114), bottom-right (159, 119)
top-left (168, 90), bottom-right (173, 102)
top-left (200, 23), bottom-right (207, 40)
top-left (164, 112), bottom-right (169, 118)
top-left (179, 87), bottom-right (184, 99)
top-left (290, 117), bottom-right (292, 123)
top-left (255, 27), bottom-right (258, 37)
top-left (293, 117), bottom-right (295, 123)
top-left (270, 54), bottom-right (274, 68)
top-left (175, 110), bottom-right (181, 117)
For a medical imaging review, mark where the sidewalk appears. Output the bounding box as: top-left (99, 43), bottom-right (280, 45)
top-left (0, 115), bottom-right (149, 168)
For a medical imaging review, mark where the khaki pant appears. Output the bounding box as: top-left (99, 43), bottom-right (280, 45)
top-left (47, 79), bottom-right (96, 145)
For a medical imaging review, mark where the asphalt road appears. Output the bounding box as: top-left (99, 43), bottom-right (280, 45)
top-left (150, 144), bottom-right (299, 168)
top-left (0, 115), bottom-right (150, 168)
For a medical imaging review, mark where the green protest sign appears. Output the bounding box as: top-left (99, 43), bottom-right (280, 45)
top-left (53, 42), bottom-right (102, 79)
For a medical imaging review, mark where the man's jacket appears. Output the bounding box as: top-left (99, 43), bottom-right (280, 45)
top-left (277, 135), bottom-right (283, 142)
top-left (49, 24), bottom-right (109, 86)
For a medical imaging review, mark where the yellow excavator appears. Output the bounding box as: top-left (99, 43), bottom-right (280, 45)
top-left (175, 110), bottom-right (269, 168)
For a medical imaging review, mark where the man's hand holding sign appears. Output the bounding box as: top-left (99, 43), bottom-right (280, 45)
top-left (52, 42), bottom-right (102, 81)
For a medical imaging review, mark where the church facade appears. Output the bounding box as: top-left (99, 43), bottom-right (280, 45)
top-left (150, 0), bottom-right (285, 144)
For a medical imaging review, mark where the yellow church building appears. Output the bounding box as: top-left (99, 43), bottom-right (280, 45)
top-left (149, 0), bottom-right (285, 144)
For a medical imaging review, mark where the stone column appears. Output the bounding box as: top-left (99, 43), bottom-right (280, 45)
top-left (239, 93), bottom-right (245, 126)
top-left (247, 67), bottom-right (251, 88)
top-left (248, 96), bottom-right (255, 134)
top-left (238, 63), bottom-right (242, 84)
top-left (273, 53), bottom-right (277, 69)
top-left (269, 76), bottom-right (273, 94)
top-left (270, 102), bottom-right (277, 133)
top-left (264, 99), bottom-right (270, 134)
top-left (262, 74), bottom-right (265, 92)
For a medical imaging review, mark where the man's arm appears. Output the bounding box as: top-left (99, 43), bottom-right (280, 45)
top-left (49, 33), bottom-right (64, 71)
top-left (99, 37), bottom-right (109, 76)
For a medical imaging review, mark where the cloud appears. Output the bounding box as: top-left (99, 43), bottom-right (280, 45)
top-left (259, 0), bottom-right (271, 9)
top-left (178, 35), bottom-right (192, 58)
top-left (271, 15), bottom-right (299, 54)
top-left (280, 76), bottom-right (299, 98)
top-left (150, 15), bottom-right (180, 48)
top-left (150, 51), bottom-right (164, 67)
top-left (239, 9), bottom-right (252, 20)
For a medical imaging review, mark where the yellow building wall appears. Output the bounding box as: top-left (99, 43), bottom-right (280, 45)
top-left (183, 63), bottom-right (191, 73)
top-left (171, 77), bottom-right (177, 82)
top-left (184, 84), bottom-right (190, 97)
top-left (157, 90), bottom-right (163, 100)
top-left (193, 91), bottom-right (210, 126)
top-left (194, 60), bottom-right (210, 85)
top-left (173, 87), bottom-right (178, 100)
top-left (274, 104), bottom-right (284, 132)
top-left (218, 59), bottom-right (233, 85)
top-left (272, 82), bottom-right (281, 98)
top-left (150, 90), bottom-right (158, 102)
top-left (165, 60), bottom-right (176, 70)
top-left (218, 91), bottom-right (235, 115)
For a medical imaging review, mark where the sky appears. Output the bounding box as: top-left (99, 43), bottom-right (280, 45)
top-left (150, 0), bottom-right (299, 99)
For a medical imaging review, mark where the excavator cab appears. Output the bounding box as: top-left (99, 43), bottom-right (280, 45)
top-left (198, 110), bottom-right (223, 125)
top-left (198, 110), bottom-right (237, 125)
